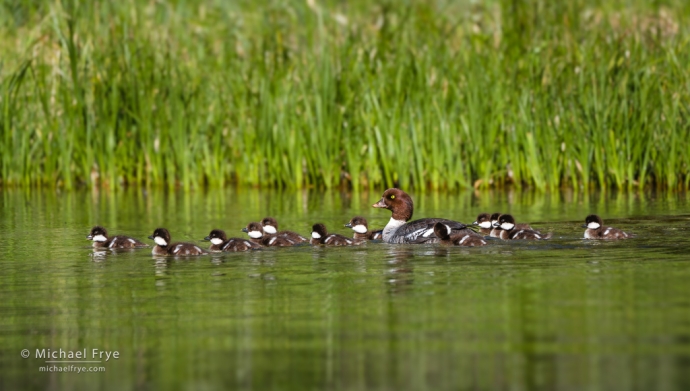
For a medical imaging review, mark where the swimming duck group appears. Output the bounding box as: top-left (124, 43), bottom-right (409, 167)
top-left (87, 188), bottom-right (634, 256)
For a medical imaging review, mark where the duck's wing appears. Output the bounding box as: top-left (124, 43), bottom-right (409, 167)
top-left (396, 219), bottom-right (468, 244)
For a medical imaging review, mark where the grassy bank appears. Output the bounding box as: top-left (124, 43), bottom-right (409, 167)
top-left (1, 0), bottom-right (689, 191)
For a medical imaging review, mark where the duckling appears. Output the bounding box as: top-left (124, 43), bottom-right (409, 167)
top-left (203, 229), bottom-right (261, 252)
top-left (243, 222), bottom-right (299, 247)
top-left (311, 223), bottom-right (365, 246)
top-left (87, 226), bottom-right (148, 249)
top-left (495, 215), bottom-right (552, 240)
top-left (148, 228), bottom-right (207, 256)
top-left (583, 215), bottom-right (633, 240)
top-left (488, 212), bottom-right (534, 237)
top-left (434, 222), bottom-right (487, 246)
top-left (344, 216), bottom-right (383, 240)
top-left (472, 213), bottom-right (493, 236)
top-left (260, 217), bottom-right (308, 243)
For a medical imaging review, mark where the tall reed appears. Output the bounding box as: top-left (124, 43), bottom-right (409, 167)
top-left (1, 0), bottom-right (688, 191)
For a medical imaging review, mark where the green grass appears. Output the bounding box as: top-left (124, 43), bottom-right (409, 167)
top-left (1, 0), bottom-right (689, 191)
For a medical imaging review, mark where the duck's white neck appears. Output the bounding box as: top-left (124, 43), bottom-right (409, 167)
top-left (382, 217), bottom-right (406, 242)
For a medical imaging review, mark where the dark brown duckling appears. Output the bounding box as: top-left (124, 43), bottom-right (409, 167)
top-left (583, 214), bottom-right (633, 240)
top-left (203, 229), bottom-right (262, 252)
top-left (495, 215), bottom-right (552, 240)
top-left (434, 222), bottom-right (488, 246)
top-left (311, 223), bottom-right (365, 246)
top-left (260, 217), bottom-right (308, 243)
top-left (148, 228), bottom-right (208, 256)
top-left (87, 226), bottom-right (148, 249)
top-left (243, 222), bottom-right (299, 247)
top-left (488, 212), bottom-right (534, 237)
top-left (344, 216), bottom-right (383, 240)
top-left (472, 213), bottom-right (494, 236)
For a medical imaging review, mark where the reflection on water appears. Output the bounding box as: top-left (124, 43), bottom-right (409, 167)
top-left (1, 188), bottom-right (690, 391)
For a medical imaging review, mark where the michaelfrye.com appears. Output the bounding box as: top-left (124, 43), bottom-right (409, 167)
top-left (21, 348), bottom-right (119, 373)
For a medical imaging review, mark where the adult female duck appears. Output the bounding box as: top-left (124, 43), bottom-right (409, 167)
top-left (372, 188), bottom-right (480, 244)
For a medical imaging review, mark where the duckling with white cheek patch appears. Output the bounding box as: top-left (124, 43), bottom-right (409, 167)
top-left (488, 212), bottom-right (534, 237)
top-left (495, 215), bottom-right (552, 240)
top-left (345, 216), bottom-right (383, 240)
top-left (472, 213), bottom-right (494, 236)
top-left (311, 223), bottom-right (365, 246)
top-left (87, 226), bottom-right (148, 249)
top-left (243, 222), bottom-right (299, 247)
top-left (434, 222), bottom-right (487, 247)
top-left (148, 228), bottom-right (208, 256)
top-left (260, 217), bottom-right (308, 243)
top-left (583, 215), bottom-right (633, 239)
top-left (203, 229), bottom-right (261, 252)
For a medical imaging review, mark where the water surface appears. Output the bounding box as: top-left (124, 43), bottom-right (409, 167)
top-left (1, 189), bottom-right (689, 391)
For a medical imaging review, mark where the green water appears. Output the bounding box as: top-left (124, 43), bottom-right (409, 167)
top-left (1, 189), bottom-right (689, 391)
